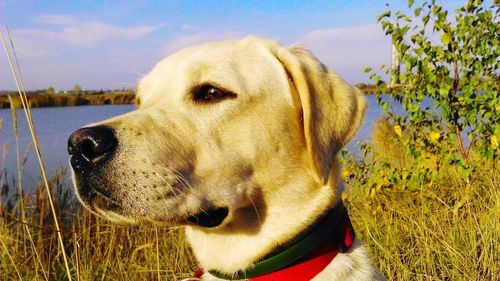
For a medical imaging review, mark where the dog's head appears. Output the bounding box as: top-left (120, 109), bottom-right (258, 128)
top-left (68, 36), bottom-right (366, 230)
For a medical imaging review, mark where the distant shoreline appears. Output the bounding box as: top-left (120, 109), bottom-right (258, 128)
top-left (0, 86), bottom-right (381, 109)
top-left (0, 91), bottom-right (136, 109)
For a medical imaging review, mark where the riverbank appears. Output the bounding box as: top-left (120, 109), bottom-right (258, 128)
top-left (0, 91), bottom-right (136, 108)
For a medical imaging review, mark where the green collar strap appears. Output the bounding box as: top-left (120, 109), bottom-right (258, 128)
top-left (208, 202), bottom-right (348, 280)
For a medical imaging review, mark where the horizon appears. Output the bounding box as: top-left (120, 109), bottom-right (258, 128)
top-left (1, 0), bottom-right (463, 91)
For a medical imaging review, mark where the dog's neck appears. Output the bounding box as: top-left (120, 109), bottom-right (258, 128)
top-left (185, 161), bottom-right (344, 275)
top-left (207, 201), bottom-right (353, 280)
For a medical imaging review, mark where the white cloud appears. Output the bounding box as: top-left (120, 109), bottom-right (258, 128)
top-left (13, 14), bottom-right (161, 52)
top-left (62, 22), bottom-right (156, 46)
top-left (37, 14), bottom-right (80, 25)
top-left (300, 24), bottom-right (391, 82)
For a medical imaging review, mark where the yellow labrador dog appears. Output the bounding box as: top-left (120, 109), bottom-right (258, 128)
top-left (68, 36), bottom-right (384, 280)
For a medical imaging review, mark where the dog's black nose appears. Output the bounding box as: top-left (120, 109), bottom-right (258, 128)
top-left (68, 126), bottom-right (117, 172)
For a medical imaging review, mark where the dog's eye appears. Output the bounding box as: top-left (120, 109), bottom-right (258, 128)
top-left (192, 84), bottom-right (236, 103)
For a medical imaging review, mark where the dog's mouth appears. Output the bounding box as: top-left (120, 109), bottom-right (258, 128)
top-left (186, 207), bottom-right (229, 228)
top-left (77, 183), bottom-right (122, 210)
top-left (75, 177), bottom-right (230, 227)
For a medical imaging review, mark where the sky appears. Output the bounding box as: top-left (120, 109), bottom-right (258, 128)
top-left (0, 0), bottom-right (464, 91)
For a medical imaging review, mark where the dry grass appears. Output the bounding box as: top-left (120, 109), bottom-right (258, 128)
top-left (0, 172), bottom-right (197, 280)
top-left (347, 163), bottom-right (499, 280)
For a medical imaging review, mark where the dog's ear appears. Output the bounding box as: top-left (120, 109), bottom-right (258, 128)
top-left (271, 43), bottom-right (367, 183)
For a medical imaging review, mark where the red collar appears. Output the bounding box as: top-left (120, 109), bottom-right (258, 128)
top-left (190, 206), bottom-right (356, 281)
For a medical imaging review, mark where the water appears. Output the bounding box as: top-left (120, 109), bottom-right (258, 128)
top-left (352, 95), bottom-right (384, 148)
top-left (0, 96), bottom-right (383, 188)
top-left (0, 105), bottom-right (134, 187)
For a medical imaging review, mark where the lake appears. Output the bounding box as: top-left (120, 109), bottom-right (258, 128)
top-left (0, 95), bottom-right (383, 188)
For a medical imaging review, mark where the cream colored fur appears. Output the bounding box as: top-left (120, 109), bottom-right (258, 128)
top-left (71, 36), bottom-right (384, 280)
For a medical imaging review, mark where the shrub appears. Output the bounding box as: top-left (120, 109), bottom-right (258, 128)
top-left (361, 0), bottom-right (499, 190)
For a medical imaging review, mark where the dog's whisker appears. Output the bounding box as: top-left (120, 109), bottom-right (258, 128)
top-left (154, 173), bottom-right (181, 199)
top-left (175, 175), bottom-right (192, 192)
top-left (151, 166), bottom-right (180, 191)
top-left (249, 197), bottom-right (262, 227)
top-left (171, 168), bottom-right (193, 191)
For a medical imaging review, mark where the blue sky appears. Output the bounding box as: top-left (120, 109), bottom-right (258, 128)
top-left (0, 0), bottom-right (463, 91)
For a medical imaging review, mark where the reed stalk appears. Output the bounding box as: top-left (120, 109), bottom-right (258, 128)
top-left (155, 226), bottom-right (161, 281)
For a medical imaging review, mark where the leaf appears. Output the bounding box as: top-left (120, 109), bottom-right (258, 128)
top-left (342, 168), bottom-right (350, 180)
top-left (415, 7), bottom-right (422, 16)
top-left (441, 33), bottom-right (451, 45)
top-left (393, 125), bottom-right (403, 137)
top-left (459, 167), bottom-right (472, 178)
top-left (429, 131), bottom-right (440, 144)
top-left (439, 88), bottom-right (449, 97)
top-left (426, 84), bottom-right (436, 95)
top-left (494, 126), bottom-right (500, 138)
top-left (433, 5), bottom-right (441, 16)
top-left (490, 135), bottom-right (499, 150)
top-left (444, 154), bottom-right (455, 164)
top-left (377, 11), bottom-right (391, 22)
top-left (382, 21), bottom-right (394, 34)
top-left (422, 15), bottom-right (430, 26)
top-left (382, 101), bottom-right (389, 113)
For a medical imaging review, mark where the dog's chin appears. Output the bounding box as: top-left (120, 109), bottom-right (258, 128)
top-left (93, 207), bottom-right (139, 224)
top-left (74, 194), bottom-right (136, 224)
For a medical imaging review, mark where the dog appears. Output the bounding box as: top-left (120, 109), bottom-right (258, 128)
top-left (68, 36), bottom-right (384, 280)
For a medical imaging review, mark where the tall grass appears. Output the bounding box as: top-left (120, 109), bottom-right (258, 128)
top-left (0, 172), bottom-right (197, 280)
top-left (346, 163), bottom-right (499, 280)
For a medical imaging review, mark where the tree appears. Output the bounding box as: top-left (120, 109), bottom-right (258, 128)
top-left (366, 0), bottom-right (499, 165)
top-left (46, 86), bottom-right (55, 95)
top-left (72, 84), bottom-right (82, 96)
